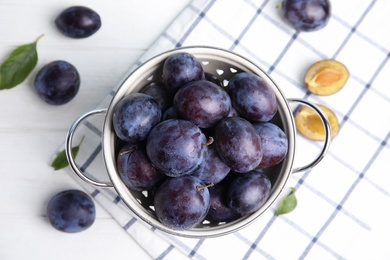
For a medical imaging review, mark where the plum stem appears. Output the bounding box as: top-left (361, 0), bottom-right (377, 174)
top-left (196, 183), bottom-right (214, 191)
top-left (201, 136), bottom-right (214, 148)
top-left (119, 147), bottom-right (137, 156)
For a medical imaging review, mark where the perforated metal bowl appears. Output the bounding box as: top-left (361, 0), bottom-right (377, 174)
top-left (66, 46), bottom-right (331, 238)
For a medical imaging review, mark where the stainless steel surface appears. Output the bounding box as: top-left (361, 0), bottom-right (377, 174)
top-left (66, 108), bottom-right (113, 188)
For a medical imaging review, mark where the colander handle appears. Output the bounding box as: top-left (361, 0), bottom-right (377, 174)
top-left (288, 98), bottom-right (332, 173)
top-left (65, 108), bottom-right (114, 188)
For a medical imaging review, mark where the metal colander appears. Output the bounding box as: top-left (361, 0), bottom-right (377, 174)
top-left (66, 46), bottom-right (331, 238)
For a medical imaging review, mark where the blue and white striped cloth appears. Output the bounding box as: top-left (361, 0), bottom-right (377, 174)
top-left (59, 0), bottom-right (390, 258)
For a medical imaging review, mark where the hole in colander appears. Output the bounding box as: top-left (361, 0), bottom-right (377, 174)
top-left (230, 67), bottom-right (238, 73)
top-left (223, 79), bottom-right (229, 86)
top-left (216, 69), bottom-right (224, 75)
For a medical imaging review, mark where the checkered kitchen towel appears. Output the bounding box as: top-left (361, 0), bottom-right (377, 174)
top-left (58, 0), bottom-right (390, 259)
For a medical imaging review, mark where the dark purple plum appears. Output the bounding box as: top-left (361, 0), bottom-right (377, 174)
top-left (154, 176), bottom-right (210, 230)
top-left (228, 105), bottom-right (239, 117)
top-left (215, 117), bottom-right (263, 173)
top-left (55, 6), bottom-right (101, 38)
top-left (191, 144), bottom-right (230, 185)
top-left (174, 80), bottom-right (231, 128)
top-left (117, 142), bottom-right (165, 191)
top-left (34, 60), bottom-right (80, 105)
top-left (281, 0), bottom-right (331, 32)
top-left (161, 106), bottom-right (180, 121)
top-left (162, 52), bottom-right (204, 93)
top-left (139, 81), bottom-right (173, 112)
top-left (146, 119), bottom-right (207, 177)
top-left (205, 185), bottom-right (241, 223)
top-left (227, 171), bottom-right (271, 216)
top-left (112, 93), bottom-right (161, 143)
top-left (47, 189), bottom-right (95, 233)
top-left (227, 72), bottom-right (277, 122)
top-left (253, 122), bottom-right (288, 168)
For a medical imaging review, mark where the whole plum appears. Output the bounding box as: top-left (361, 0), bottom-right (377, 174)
top-left (253, 122), bottom-right (288, 168)
top-left (34, 60), bottom-right (80, 105)
top-left (117, 142), bottom-right (165, 191)
top-left (215, 116), bottom-right (263, 173)
top-left (154, 176), bottom-right (210, 230)
top-left (139, 81), bottom-right (173, 112)
top-left (161, 106), bottom-right (180, 121)
top-left (162, 52), bottom-right (204, 93)
top-left (281, 0), bottom-right (331, 32)
top-left (205, 185), bottom-right (241, 223)
top-left (227, 171), bottom-right (271, 216)
top-left (174, 80), bottom-right (231, 128)
top-left (227, 72), bottom-right (277, 122)
top-left (55, 6), bottom-right (102, 38)
top-left (112, 93), bottom-right (161, 143)
top-left (146, 119), bottom-right (207, 177)
top-left (191, 144), bottom-right (231, 185)
top-left (47, 189), bottom-right (95, 233)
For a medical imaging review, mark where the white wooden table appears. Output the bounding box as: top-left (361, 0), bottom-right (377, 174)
top-left (0, 1), bottom-right (190, 259)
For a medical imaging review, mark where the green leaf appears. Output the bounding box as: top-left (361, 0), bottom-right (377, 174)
top-left (0, 34), bottom-right (44, 90)
top-left (275, 187), bottom-right (297, 216)
top-left (51, 137), bottom-right (84, 171)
